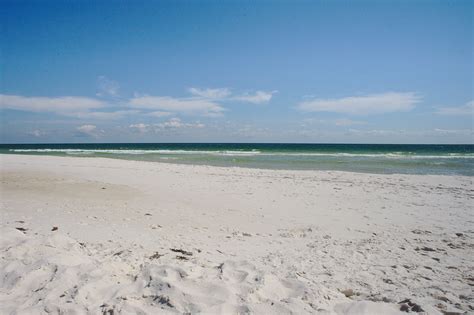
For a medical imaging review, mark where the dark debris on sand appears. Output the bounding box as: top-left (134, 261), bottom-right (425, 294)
top-left (149, 252), bottom-right (164, 260)
top-left (153, 295), bottom-right (174, 308)
top-left (170, 248), bottom-right (193, 256)
top-left (175, 255), bottom-right (189, 261)
top-left (398, 299), bottom-right (424, 313)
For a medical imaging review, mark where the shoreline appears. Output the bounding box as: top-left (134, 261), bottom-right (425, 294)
top-left (2, 153), bottom-right (472, 178)
top-left (2, 141), bottom-right (473, 177)
top-left (1, 154), bottom-right (472, 314)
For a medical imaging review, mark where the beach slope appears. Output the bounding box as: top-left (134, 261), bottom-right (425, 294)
top-left (0, 154), bottom-right (472, 314)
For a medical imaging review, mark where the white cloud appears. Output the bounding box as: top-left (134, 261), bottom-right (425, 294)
top-left (301, 118), bottom-right (366, 127)
top-left (232, 90), bottom-right (276, 104)
top-left (129, 119), bottom-right (205, 134)
top-left (0, 94), bottom-right (137, 120)
top-left (346, 129), bottom-right (407, 137)
top-left (435, 100), bottom-right (474, 116)
top-left (1, 87), bottom-right (276, 121)
top-left (297, 92), bottom-right (421, 115)
top-left (76, 124), bottom-right (100, 137)
top-left (188, 87), bottom-right (231, 99)
top-left (346, 128), bottom-right (473, 138)
top-left (156, 118), bottom-right (183, 128)
top-left (155, 118), bottom-right (205, 129)
top-left (129, 123), bottom-right (150, 133)
top-left (0, 94), bottom-right (104, 113)
top-left (129, 96), bottom-right (224, 116)
top-left (96, 76), bottom-right (119, 97)
top-left (434, 128), bottom-right (473, 135)
top-left (188, 87), bottom-right (275, 104)
top-left (77, 124), bottom-right (96, 133)
top-left (68, 110), bottom-right (140, 120)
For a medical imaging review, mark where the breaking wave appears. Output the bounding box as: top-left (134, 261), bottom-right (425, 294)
top-left (9, 149), bottom-right (474, 159)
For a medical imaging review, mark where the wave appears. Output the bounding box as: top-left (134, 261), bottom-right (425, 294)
top-left (8, 149), bottom-right (262, 156)
top-left (8, 149), bottom-right (474, 159)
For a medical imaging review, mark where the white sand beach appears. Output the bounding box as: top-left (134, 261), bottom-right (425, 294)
top-left (0, 154), bottom-right (472, 314)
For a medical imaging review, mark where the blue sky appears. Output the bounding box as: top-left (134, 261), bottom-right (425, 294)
top-left (1, 0), bottom-right (472, 143)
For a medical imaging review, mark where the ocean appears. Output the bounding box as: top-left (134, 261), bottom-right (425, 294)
top-left (1, 143), bottom-right (473, 176)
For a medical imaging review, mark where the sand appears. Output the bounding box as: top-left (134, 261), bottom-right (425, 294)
top-left (0, 154), bottom-right (472, 314)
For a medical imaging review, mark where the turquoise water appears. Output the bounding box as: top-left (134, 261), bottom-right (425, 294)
top-left (1, 143), bottom-right (473, 176)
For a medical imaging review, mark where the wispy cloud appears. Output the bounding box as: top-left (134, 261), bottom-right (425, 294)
top-left (346, 128), bottom-right (473, 138)
top-left (129, 96), bottom-right (224, 116)
top-left (334, 118), bottom-right (367, 126)
top-left (28, 129), bottom-right (46, 137)
top-left (148, 111), bottom-right (173, 118)
top-left (0, 94), bottom-right (104, 113)
top-left (232, 124), bottom-right (271, 138)
top-left (297, 92), bottom-right (421, 115)
top-left (435, 100), bottom-right (474, 116)
top-left (433, 128), bottom-right (473, 135)
top-left (0, 94), bottom-right (144, 121)
top-left (188, 87), bottom-right (231, 99)
top-left (347, 129), bottom-right (401, 136)
top-left (301, 118), bottom-right (366, 127)
top-left (67, 110), bottom-right (140, 120)
top-left (129, 118), bottom-right (205, 133)
top-left (232, 90), bottom-right (276, 104)
top-left (155, 117), bottom-right (205, 129)
top-left (188, 87), bottom-right (276, 104)
top-left (1, 85), bottom-right (275, 121)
